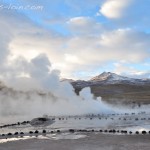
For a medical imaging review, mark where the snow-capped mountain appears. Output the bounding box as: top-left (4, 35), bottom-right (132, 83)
top-left (90, 72), bottom-right (130, 82)
top-left (69, 72), bottom-right (150, 88)
top-left (61, 72), bottom-right (150, 104)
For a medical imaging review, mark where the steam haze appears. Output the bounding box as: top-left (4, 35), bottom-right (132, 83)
top-left (0, 54), bottom-right (115, 119)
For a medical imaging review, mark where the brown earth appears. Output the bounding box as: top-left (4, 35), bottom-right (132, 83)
top-left (74, 84), bottom-right (150, 105)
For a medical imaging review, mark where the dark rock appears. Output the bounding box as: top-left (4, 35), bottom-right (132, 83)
top-left (7, 133), bottom-right (12, 136)
top-left (42, 130), bottom-right (46, 133)
top-left (142, 131), bottom-right (147, 134)
top-left (14, 132), bottom-right (18, 135)
top-left (29, 131), bottom-right (33, 134)
top-left (20, 132), bottom-right (24, 135)
top-left (69, 129), bottom-right (75, 133)
top-left (112, 130), bottom-right (116, 133)
top-left (109, 130), bottom-right (113, 133)
top-left (35, 130), bottom-right (39, 134)
top-left (57, 130), bottom-right (60, 133)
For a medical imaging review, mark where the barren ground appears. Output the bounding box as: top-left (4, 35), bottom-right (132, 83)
top-left (0, 133), bottom-right (150, 150)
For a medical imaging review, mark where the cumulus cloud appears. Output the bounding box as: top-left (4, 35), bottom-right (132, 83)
top-left (113, 62), bottom-right (150, 79)
top-left (100, 0), bottom-right (133, 19)
top-left (0, 11), bottom-right (14, 64)
top-left (0, 1), bottom-right (150, 79)
top-left (66, 28), bottom-right (150, 65)
top-left (99, 0), bottom-right (150, 29)
top-left (9, 23), bottom-right (150, 79)
top-left (67, 16), bottom-right (109, 35)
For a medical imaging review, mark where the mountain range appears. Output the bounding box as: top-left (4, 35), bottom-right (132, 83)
top-left (63, 72), bottom-right (150, 105)
top-left (64, 72), bottom-right (150, 88)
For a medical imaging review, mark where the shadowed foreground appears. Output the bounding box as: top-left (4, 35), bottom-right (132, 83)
top-left (0, 133), bottom-right (150, 150)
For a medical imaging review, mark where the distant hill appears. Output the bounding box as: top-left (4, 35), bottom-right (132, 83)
top-left (64, 72), bottom-right (150, 105)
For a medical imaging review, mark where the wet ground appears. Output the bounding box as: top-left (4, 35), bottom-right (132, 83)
top-left (0, 133), bottom-right (150, 150)
top-left (1, 111), bottom-right (150, 149)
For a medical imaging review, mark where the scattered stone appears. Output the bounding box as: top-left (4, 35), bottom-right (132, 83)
top-left (135, 131), bottom-right (139, 134)
top-left (69, 129), bottom-right (75, 133)
top-left (42, 130), bottom-right (46, 133)
top-left (7, 133), bottom-right (12, 136)
top-left (29, 131), bottom-right (33, 134)
top-left (20, 132), bottom-right (24, 135)
top-left (14, 132), bottom-right (18, 135)
top-left (142, 131), bottom-right (147, 134)
top-left (35, 130), bottom-right (39, 134)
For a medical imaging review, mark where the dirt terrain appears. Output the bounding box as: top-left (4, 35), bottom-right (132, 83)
top-left (0, 133), bottom-right (150, 150)
top-left (74, 83), bottom-right (150, 105)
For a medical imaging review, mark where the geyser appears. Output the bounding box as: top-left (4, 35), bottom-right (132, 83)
top-left (0, 54), bottom-right (115, 120)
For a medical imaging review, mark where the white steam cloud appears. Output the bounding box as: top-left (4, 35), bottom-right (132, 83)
top-left (0, 54), bottom-right (114, 120)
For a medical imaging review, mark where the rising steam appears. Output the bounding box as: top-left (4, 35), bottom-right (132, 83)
top-left (0, 54), bottom-right (116, 120)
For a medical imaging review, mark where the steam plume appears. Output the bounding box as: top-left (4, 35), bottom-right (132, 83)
top-left (0, 54), bottom-right (115, 120)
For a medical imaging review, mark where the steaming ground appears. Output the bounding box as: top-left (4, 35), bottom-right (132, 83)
top-left (0, 84), bottom-right (116, 119)
top-left (1, 111), bottom-right (150, 149)
top-left (0, 54), bottom-right (150, 148)
top-left (0, 54), bottom-right (149, 120)
top-left (0, 54), bottom-right (118, 118)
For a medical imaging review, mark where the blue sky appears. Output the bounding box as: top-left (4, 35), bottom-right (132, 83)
top-left (0, 0), bottom-right (150, 79)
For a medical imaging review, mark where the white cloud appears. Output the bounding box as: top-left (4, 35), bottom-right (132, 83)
top-left (66, 28), bottom-right (150, 63)
top-left (113, 62), bottom-right (150, 79)
top-left (0, 6), bottom-right (150, 80)
top-left (100, 0), bottom-right (133, 19)
top-left (99, 0), bottom-right (150, 30)
top-left (8, 25), bottom-right (150, 79)
top-left (67, 16), bottom-right (106, 35)
top-left (64, 53), bottom-right (80, 63)
top-left (124, 71), bottom-right (150, 79)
